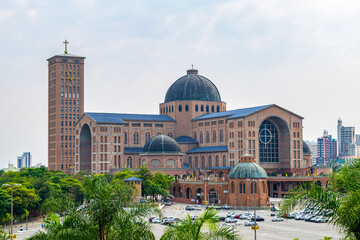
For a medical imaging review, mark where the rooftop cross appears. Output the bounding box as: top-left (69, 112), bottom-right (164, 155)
top-left (63, 39), bottom-right (69, 54)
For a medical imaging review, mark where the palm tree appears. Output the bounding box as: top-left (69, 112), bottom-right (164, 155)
top-left (281, 161), bottom-right (360, 240)
top-left (161, 208), bottom-right (242, 240)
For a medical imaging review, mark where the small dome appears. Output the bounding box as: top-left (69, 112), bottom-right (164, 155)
top-left (164, 69), bottom-right (221, 103)
top-left (142, 135), bottom-right (182, 154)
top-left (174, 135), bottom-right (198, 144)
top-left (228, 162), bottom-right (268, 179)
top-left (303, 141), bottom-right (311, 155)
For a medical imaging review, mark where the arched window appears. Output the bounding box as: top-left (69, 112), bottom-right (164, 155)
top-left (194, 132), bottom-right (197, 141)
top-left (127, 157), bottom-right (133, 168)
top-left (195, 105), bottom-right (199, 112)
top-left (208, 156), bottom-right (212, 168)
top-left (189, 157), bottom-right (192, 167)
top-left (213, 130), bottom-right (216, 143)
top-left (200, 132), bottom-right (203, 144)
top-left (231, 182), bottom-right (235, 193)
top-left (179, 187), bottom-right (183, 198)
top-left (252, 131), bottom-right (255, 137)
top-left (179, 105), bottom-right (182, 112)
top-left (293, 132), bottom-right (296, 138)
top-left (211, 105), bottom-right (214, 112)
top-left (206, 105), bottom-right (209, 112)
top-left (145, 132), bottom-right (150, 142)
top-left (185, 104), bottom-right (189, 112)
top-left (195, 156), bottom-right (199, 168)
top-left (124, 132), bottom-right (127, 144)
top-left (201, 156), bottom-right (205, 167)
top-left (134, 132), bottom-right (139, 144)
top-left (114, 155), bottom-right (117, 168)
top-left (220, 130), bottom-right (224, 142)
top-left (151, 159), bottom-right (160, 167)
top-left (206, 131), bottom-right (210, 143)
top-left (201, 105), bottom-right (204, 112)
top-left (215, 155), bottom-right (219, 167)
top-left (240, 182), bottom-right (246, 193)
top-left (251, 182), bottom-right (257, 193)
top-left (223, 155), bottom-right (226, 166)
top-left (248, 131), bottom-right (251, 137)
top-left (166, 106), bottom-right (168, 113)
top-left (114, 136), bottom-right (117, 143)
top-left (297, 132), bottom-right (300, 138)
top-left (217, 105), bottom-right (220, 112)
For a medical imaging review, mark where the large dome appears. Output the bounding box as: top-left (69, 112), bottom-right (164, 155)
top-left (228, 162), bottom-right (268, 179)
top-left (164, 69), bottom-right (221, 103)
top-left (142, 134), bottom-right (182, 154)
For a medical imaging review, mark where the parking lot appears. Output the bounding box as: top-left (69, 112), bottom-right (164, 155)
top-left (152, 203), bottom-right (343, 240)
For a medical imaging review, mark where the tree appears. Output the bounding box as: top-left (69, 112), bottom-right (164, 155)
top-left (59, 178), bottom-right (85, 204)
top-left (0, 189), bottom-right (10, 224)
top-left (161, 208), bottom-right (242, 240)
top-left (114, 167), bottom-right (135, 181)
top-left (281, 161), bottom-right (360, 239)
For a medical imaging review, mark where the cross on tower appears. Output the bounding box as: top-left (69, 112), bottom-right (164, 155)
top-left (63, 39), bottom-right (69, 54)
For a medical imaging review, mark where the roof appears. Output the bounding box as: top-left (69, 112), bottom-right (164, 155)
top-left (228, 162), bottom-right (268, 179)
top-left (124, 177), bottom-right (143, 182)
top-left (192, 104), bottom-right (303, 121)
top-left (187, 145), bottom-right (228, 153)
top-left (164, 69), bottom-right (221, 103)
top-left (85, 112), bottom-right (175, 124)
top-left (47, 53), bottom-right (86, 60)
top-left (174, 136), bottom-right (198, 144)
top-left (142, 135), bottom-right (182, 154)
top-left (124, 147), bottom-right (143, 154)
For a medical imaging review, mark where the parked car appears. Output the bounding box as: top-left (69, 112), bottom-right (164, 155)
top-left (244, 220), bottom-right (258, 226)
top-left (270, 212), bottom-right (276, 217)
top-left (148, 217), bottom-right (155, 223)
top-left (234, 213), bottom-right (242, 219)
top-left (152, 217), bottom-right (161, 223)
top-left (165, 201), bottom-right (172, 206)
top-left (289, 212), bottom-right (298, 219)
top-left (272, 217), bottom-right (284, 222)
top-left (186, 206), bottom-right (194, 211)
top-left (222, 205), bottom-right (231, 210)
top-left (225, 218), bottom-right (237, 223)
top-left (194, 205), bottom-right (202, 211)
top-left (251, 216), bottom-right (265, 222)
top-left (295, 213), bottom-right (305, 220)
top-left (218, 217), bottom-right (226, 222)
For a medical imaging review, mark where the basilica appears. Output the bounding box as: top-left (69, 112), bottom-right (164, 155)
top-left (75, 68), bottom-right (326, 206)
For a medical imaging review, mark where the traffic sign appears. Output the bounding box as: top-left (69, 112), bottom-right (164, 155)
top-left (251, 225), bottom-right (259, 230)
top-left (203, 201), bottom-right (208, 204)
top-left (10, 235), bottom-right (17, 239)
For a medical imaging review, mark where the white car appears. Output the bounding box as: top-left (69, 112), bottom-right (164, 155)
top-left (272, 217), bottom-right (284, 222)
top-left (244, 220), bottom-right (257, 226)
top-left (194, 206), bottom-right (202, 211)
top-left (152, 217), bottom-right (161, 223)
top-left (225, 218), bottom-right (237, 223)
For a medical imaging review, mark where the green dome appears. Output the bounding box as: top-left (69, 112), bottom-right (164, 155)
top-left (142, 135), bottom-right (182, 154)
top-left (228, 162), bottom-right (268, 179)
top-left (164, 69), bottom-right (221, 103)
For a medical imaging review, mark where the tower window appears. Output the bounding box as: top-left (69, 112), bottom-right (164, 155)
top-left (179, 105), bottom-right (182, 112)
top-left (185, 104), bottom-right (189, 112)
top-left (195, 105), bottom-right (198, 112)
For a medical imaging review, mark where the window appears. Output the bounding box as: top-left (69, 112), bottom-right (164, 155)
top-left (259, 120), bottom-right (279, 163)
top-left (206, 105), bottom-right (209, 112)
top-left (151, 159), bottom-right (160, 167)
top-left (223, 155), bottom-right (226, 167)
top-left (215, 156), bottom-right (219, 167)
top-left (200, 132), bottom-right (203, 144)
top-left (124, 132), bottom-right (127, 144)
top-left (194, 132), bottom-right (197, 141)
top-left (172, 106), bottom-right (174, 112)
top-left (145, 132), bottom-right (150, 142)
top-left (201, 156), bottom-right (205, 167)
top-left (213, 130), bottom-right (216, 143)
top-left (179, 105), bottom-right (182, 112)
top-left (195, 105), bottom-right (199, 112)
top-left (134, 132), bottom-right (139, 144)
top-left (208, 156), bottom-right (212, 167)
top-left (189, 157), bottom-right (192, 167)
top-left (206, 131), bottom-right (210, 143)
top-left (185, 104), bottom-right (189, 112)
top-left (211, 105), bottom-right (214, 112)
top-left (201, 105), bottom-right (204, 112)
top-left (216, 105), bottom-right (220, 112)
top-left (195, 156), bottom-right (199, 168)
top-left (220, 130), bottom-right (224, 142)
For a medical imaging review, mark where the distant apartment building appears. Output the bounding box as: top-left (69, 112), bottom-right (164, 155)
top-left (17, 152), bottom-right (32, 169)
top-left (348, 144), bottom-right (360, 158)
top-left (356, 134), bottom-right (360, 145)
top-left (310, 143), bottom-right (318, 165)
top-left (317, 130), bottom-right (337, 165)
top-left (337, 119), bottom-right (355, 157)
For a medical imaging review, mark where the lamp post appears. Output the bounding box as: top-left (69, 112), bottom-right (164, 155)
top-left (3, 183), bottom-right (21, 235)
top-left (246, 179), bottom-right (262, 240)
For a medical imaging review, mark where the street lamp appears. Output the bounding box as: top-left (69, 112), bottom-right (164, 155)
top-left (3, 183), bottom-right (21, 235)
top-left (246, 179), bottom-right (263, 240)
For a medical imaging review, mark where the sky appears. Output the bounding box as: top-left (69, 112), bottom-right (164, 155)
top-left (1, 0), bottom-right (360, 168)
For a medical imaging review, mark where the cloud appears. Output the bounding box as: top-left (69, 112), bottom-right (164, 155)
top-left (0, 9), bottom-right (14, 21)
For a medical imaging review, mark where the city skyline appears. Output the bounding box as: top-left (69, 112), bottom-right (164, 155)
top-left (2, 1), bottom-right (360, 168)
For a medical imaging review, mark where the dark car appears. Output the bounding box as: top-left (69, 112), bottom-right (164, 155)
top-left (251, 216), bottom-right (265, 222)
top-left (186, 206), bottom-right (194, 211)
top-left (218, 217), bottom-right (226, 221)
top-left (165, 201), bottom-right (172, 206)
